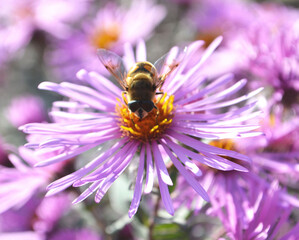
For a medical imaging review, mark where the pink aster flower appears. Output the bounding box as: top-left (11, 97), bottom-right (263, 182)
top-left (0, 196), bottom-right (41, 232)
top-left (21, 38), bottom-right (262, 217)
top-left (32, 193), bottom-right (71, 233)
top-left (235, 108), bottom-right (299, 189)
top-left (0, 0), bottom-right (89, 63)
top-left (0, 193), bottom-right (74, 240)
top-left (223, 181), bottom-right (299, 240)
top-left (0, 146), bottom-right (66, 214)
top-left (173, 165), bottom-right (299, 239)
top-left (231, 3), bottom-right (299, 110)
top-left (187, 0), bottom-right (255, 45)
top-left (183, 0), bottom-right (257, 79)
top-left (5, 95), bottom-right (46, 127)
top-left (214, 180), bottom-right (299, 240)
top-left (48, 0), bottom-right (166, 80)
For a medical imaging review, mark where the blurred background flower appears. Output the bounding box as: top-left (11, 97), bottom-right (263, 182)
top-left (48, 0), bottom-right (166, 81)
top-left (5, 95), bottom-right (46, 127)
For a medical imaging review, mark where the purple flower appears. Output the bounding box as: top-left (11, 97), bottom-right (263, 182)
top-left (0, 146), bottom-right (65, 214)
top-left (173, 160), bottom-right (299, 239)
top-left (5, 95), bottom-right (46, 127)
top-left (0, 193), bottom-right (73, 239)
top-left (0, 196), bottom-right (41, 232)
top-left (32, 193), bottom-right (71, 233)
top-left (231, 3), bottom-right (299, 110)
top-left (48, 0), bottom-right (166, 80)
top-left (182, 0), bottom-right (256, 79)
top-left (214, 180), bottom-right (298, 240)
top-left (21, 38), bottom-right (262, 217)
top-left (234, 108), bottom-right (299, 191)
top-left (0, 0), bottom-right (89, 64)
top-left (187, 0), bottom-right (254, 45)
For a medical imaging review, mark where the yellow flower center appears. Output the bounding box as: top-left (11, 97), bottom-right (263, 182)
top-left (90, 23), bottom-right (120, 49)
top-left (209, 139), bottom-right (235, 151)
top-left (207, 139), bottom-right (248, 171)
top-left (197, 30), bottom-right (221, 48)
top-left (116, 94), bottom-right (175, 142)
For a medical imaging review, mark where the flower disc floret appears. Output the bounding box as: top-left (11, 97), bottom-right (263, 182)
top-left (116, 94), bottom-right (174, 142)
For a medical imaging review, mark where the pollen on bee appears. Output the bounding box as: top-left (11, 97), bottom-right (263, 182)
top-left (116, 93), bottom-right (175, 142)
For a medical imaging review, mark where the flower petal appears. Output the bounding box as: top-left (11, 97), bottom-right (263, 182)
top-left (144, 143), bottom-right (154, 194)
top-left (152, 141), bottom-right (173, 186)
top-left (128, 144), bottom-right (145, 218)
top-left (161, 140), bottom-right (210, 202)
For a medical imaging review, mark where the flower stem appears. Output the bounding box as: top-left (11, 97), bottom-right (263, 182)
top-left (149, 193), bottom-right (161, 240)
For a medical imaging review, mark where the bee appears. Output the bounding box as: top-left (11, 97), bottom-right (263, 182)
top-left (97, 47), bottom-right (185, 120)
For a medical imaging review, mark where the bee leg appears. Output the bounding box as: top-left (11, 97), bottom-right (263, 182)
top-left (155, 91), bottom-right (164, 104)
top-left (130, 114), bottom-right (135, 126)
top-left (122, 91), bottom-right (128, 105)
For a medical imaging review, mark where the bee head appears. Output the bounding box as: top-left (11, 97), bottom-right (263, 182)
top-left (128, 100), bottom-right (157, 120)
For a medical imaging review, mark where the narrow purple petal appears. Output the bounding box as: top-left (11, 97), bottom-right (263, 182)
top-left (136, 39), bottom-right (146, 62)
top-left (76, 69), bottom-right (122, 97)
top-left (174, 101), bottom-right (258, 122)
top-left (169, 126), bottom-right (237, 139)
top-left (123, 42), bottom-right (135, 70)
top-left (73, 141), bottom-right (138, 204)
top-left (163, 137), bottom-right (234, 171)
top-left (49, 111), bottom-right (114, 121)
top-left (144, 143), bottom-right (154, 194)
top-left (21, 118), bottom-right (117, 135)
top-left (53, 101), bottom-right (90, 109)
top-left (46, 138), bottom-right (129, 194)
top-left (160, 140), bottom-right (210, 202)
top-left (183, 36), bottom-right (223, 80)
top-left (152, 141), bottom-right (173, 186)
top-left (203, 151), bottom-right (248, 172)
top-left (170, 74), bottom-right (207, 100)
top-left (128, 144), bottom-right (145, 218)
top-left (94, 142), bottom-right (139, 203)
top-left (38, 82), bottom-right (115, 111)
top-left (72, 181), bottom-right (102, 204)
top-left (168, 130), bottom-right (251, 163)
top-left (38, 129), bottom-right (120, 147)
top-left (78, 140), bottom-right (136, 183)
top-left (195, 79), bottom-right (248, 107)
top-left (159, 140), bottom-right (202, 176)
top-left (154, 153), bottom-right (174, 215)
top-left (178, 77), bottom-right (247, 106)
top-left (7, 154), bottom-right (28, 171)
top-left (177, 73), bottom-right (234, 105)
top-left (172, 122), bottom-right (260, 133)
top-left (35, 144), bottom-right (98, 167)
top-left (181, 87), bottom-right (263, 112)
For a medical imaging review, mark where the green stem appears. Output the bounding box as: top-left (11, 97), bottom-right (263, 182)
top-left (149, 193), bottom-right (161, 240)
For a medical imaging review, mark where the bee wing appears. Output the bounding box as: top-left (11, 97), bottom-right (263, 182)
top-left (97, 49), bottom-right (128, 90)
top-left (153, 46), bottom-right (186, 89)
